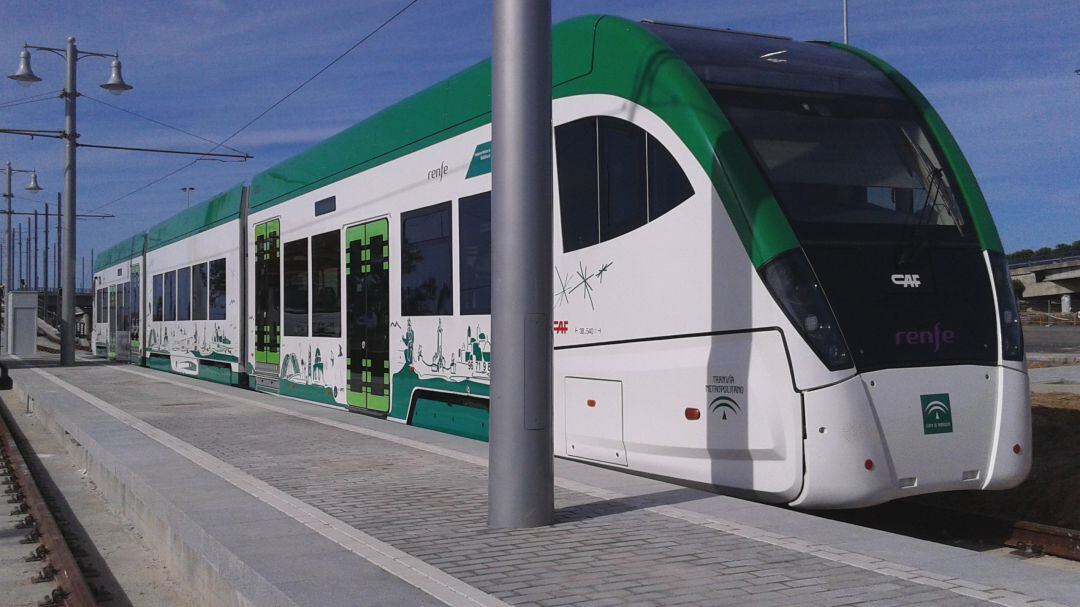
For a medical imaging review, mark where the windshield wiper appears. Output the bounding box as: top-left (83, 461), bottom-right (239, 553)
top-left (899, 128), bottom-right (964, 236)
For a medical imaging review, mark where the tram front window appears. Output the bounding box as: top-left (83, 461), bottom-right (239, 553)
top-left (712, 89), bottom-right (968, 240)
top-left (714, 88), bottom-right (997, 371)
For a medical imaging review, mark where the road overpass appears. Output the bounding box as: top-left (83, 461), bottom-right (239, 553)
top-left (1010, 254), bottom-right (1080, 313)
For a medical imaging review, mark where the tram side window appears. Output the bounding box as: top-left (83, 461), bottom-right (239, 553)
top-left (153, 274), bottom-right (163, 321)
top-left (96, 289), bottom-right (103, 323)
top-left (191, 262), bottom-right (208, 321)
top-left (648, 134), bottom-right (694, 221)
top-left (401, 202), bottom-right (452, 316)
top-left (555, 118), bottom-right (599, 252)
top-left (555, 116), bottom-right (695, 252)
top-left (311, 231), bottom-right (340, 337)
top-left (163, 270), bottom-right (176, 322)
top-left (459, 192), bottom-right (491, 315)
top-left (283, 241), bottom-right (308, 335)
top-left (177, 267), bottom-right (191, 321)
top-left (209, 258), bottom-right (227, 321)
top-left (599, 116), bottom-right (648, 241)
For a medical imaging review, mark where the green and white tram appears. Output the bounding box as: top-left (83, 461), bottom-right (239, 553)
top-left (91, 16), bottom-right (1029, 508)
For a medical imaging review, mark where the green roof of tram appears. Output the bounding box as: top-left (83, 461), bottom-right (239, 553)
top-left (94, 232), bottom-right (145, 273)
top-left (145, 184), bottom-right (244, 253)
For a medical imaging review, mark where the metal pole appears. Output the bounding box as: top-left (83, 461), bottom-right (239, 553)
top-left (25, 217), bottom-right (30, 288)
top-left (61, 36), bottom-right (77, 364)
top-left (24, 216), bottom-right (29, 287)
top-left (33, 210), bottom-right (38, 290)
top-left (44, 203), bottom-right (49, 293)
top-left (4, 163), bottom-right (12, 290)
top-left (55, 192), bottom-right (60, 292)
top-left (16, 224), bottom-right (22, 288)
top-left (488, 0), bottom-right (553, 529)
top-left (838, 0), bottom-right (846, 44)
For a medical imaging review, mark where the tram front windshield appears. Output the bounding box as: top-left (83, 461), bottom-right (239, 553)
top-left (712, 90), bottom-right (970, 242)
top-left (712, 88), bottom-right (998, 371)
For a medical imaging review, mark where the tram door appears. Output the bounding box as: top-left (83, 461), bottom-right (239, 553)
top-left (129, 264), bottom-right (141, 364)
top-left (254, 219), bottom-right (281, 373)
top-left (345, 218), bottom-right (390, 413)
top-left (116, 281), bottom-right (131, 362)
top-left (108, 285), bottom-right (118, 359)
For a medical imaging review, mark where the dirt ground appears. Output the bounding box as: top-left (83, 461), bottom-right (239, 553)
top-left (919, 392), bottom-right (1080, 529)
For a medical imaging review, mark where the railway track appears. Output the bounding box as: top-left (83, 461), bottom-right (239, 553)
top-left (1, 398), bottom-right (98, 607)
top-left (822, 500), bottom-right (1080, 563)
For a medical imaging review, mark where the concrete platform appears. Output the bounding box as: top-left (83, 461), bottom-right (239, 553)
top-left (3, 354), bottom-right (1077, 607)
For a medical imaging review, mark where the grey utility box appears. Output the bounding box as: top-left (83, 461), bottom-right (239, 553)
top-left (5, 291), bottom-right (38, 356)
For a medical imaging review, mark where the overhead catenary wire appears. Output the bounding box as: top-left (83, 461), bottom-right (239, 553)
top-left (0, 89), bottom-right (62, 110)
top-left (81, 93), bottom-right (247, 155)
top-left (87, 0), bottom-right (422, 213)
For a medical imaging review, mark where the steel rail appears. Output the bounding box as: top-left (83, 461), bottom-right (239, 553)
top-left (0, 397), bottom-right (96, 606)
top-left (1006, 520), bottom-right (1080, 561)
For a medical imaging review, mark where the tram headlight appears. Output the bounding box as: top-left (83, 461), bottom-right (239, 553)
top-left (988, 252), bottom-right (1024, 361)
top-left (761, 250), bottom-right (853, 371)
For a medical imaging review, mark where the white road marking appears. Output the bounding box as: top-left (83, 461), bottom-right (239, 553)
top-left (90, 364), bottom-right (1066, 607)
top-left (30, 365), bottom-right (507, 607)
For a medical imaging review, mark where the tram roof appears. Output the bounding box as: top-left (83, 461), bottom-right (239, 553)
top-left (145, 184), bottom-right (244, 253)
top-left (94, 232), bottom-right (146, 273)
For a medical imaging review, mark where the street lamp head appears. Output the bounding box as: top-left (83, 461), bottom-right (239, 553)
top-left (24, 172), bottom-right (42, 193)
top-left (100, 57), bottom-right (132, 95)
top-left (8, 48), bottom-right (41, 86)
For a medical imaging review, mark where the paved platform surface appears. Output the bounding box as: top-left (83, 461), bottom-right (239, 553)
top-left (1029, 364), bottom-right (1080, 385)
top-left (4, 354), bottom-right (1078, 607)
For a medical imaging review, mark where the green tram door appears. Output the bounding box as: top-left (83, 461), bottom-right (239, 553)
top-left (346, 218), bottom-right (390, 413)
top-left (254, 219), bottom-right (281, 374)
top-left (129, 265), bottom-right (141, 363)
top-left (107, 285), bottom-right (118, 360)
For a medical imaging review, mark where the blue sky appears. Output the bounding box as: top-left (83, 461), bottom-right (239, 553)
top-left (1, 0), bottom-right (1077, 284)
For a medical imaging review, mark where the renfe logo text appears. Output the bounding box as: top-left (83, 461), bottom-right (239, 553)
top-left (895, 323), bottom-right (956, 352)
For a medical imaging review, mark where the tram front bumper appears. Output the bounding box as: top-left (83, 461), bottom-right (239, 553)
top-left (791, 364), bottom-right (1031, 509)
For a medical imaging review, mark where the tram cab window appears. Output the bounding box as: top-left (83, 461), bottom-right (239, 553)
top-left (153, 274), bottom-right (164, 321)
top-left (311, 231), bottom-right (341, 337)
top-left (163, 270), bottom-right (176, 322)
top-left (209, 258), bottom-right (227, 320)
top-left (459, 192), bottom-right (491, 315)
top-left (555, 116), bottom-right (694, 252)
top-left (284, 241), bottom-right (308, 335)
top-left (177, 267), bottom-right (191, 321)
top-left (401, 202), bottom-right (452, 316)
top-left (648, 135), bottom-right (695, 220)
top-left (191, 262), bottom-right (208, 321)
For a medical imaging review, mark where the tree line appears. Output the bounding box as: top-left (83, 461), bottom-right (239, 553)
top-left (1008, 241), bottom-right (1080, 263)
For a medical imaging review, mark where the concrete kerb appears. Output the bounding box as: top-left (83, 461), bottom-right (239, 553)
top-left (5, 369), bottom-right (300, 607)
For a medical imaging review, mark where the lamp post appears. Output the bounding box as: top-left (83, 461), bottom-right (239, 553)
top-left (9, 38), bottom-right (133, 365)
top-left (181, 186), bottom-right (195, 208)
top-left (3, 163), bottom-right (43, 290)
